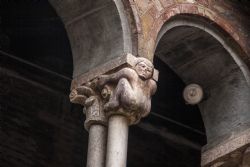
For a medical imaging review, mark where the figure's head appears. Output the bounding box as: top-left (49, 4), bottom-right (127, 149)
top-left (135, 57), bottom-right (154, 80)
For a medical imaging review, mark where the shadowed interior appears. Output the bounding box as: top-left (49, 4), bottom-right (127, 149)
top-left (155, 16), bottom-right (250, 151)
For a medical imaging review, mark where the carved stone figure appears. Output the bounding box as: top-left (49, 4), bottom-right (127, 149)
top-left (97, 57), bottom-right (157, 120)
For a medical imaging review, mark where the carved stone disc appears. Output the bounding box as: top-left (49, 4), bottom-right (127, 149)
top-left (183, 84), bottom-right (203, 105)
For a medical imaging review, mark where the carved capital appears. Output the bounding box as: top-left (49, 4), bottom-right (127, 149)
top-left (69, 54), bottom-right (158, 127)
top-left (69, 81), bottom-right (107, 131)
top-left (97, 57), bottom-right (158, 125)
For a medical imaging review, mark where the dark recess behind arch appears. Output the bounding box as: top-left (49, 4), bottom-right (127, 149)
top-left (0, 0), bottom-right (73, 77)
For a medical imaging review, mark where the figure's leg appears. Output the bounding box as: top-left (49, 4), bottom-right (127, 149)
top-left (104, 78), bottom-right (133, 111)
top-left (119, 79), bottom-right (136, 110)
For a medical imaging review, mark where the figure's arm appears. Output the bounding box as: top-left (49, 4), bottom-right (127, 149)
top-left (149, 79), bottom-right (157, 96)
top-left (98, 68), bottom-right (137, 87)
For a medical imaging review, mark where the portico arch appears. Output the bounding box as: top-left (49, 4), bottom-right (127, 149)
top-left (48, 0), bottom-right (137, 78)
top-left (154, 14), bottom-right (250, 166)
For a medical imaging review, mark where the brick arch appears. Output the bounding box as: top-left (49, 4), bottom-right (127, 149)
top-left (135, 1), bottom-right (250, 67)
top-left (155, 14), bottom-right (250, 85)
top-left (135, 1), bottom-right (250, 166)
top-left (154, 20), bottom-right (250, 166)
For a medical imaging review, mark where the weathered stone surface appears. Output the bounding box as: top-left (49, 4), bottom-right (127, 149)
top-left (49, 0), bottom-right (138, 78)
top-left (70, 84), bottom-right (107, 130)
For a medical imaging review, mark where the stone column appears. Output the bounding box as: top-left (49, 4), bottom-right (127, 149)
top-left (69, 53), bottom-right (158, 167)
top-left (106, 115), bottom-right (129, 167)
top-left (96, 55), bottom-right (158, 167)
top-left (69, 83), bottom-right (107, 167)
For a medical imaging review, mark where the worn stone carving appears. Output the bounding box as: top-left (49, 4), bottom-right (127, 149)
top-left (69, 55), bottom-right (158, 127)
top-left (97, 57), bottom-right (157, 124)
top-left (183, 83), bottom-right (204, 105)
top-left (69, 80), bottom-right (107, 130)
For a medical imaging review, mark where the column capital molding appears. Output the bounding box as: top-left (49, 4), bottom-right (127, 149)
top-left (69, 53), bottom-right (158, 127)
top-left (70, 53), bottom-right (159, 90)
top-left (69, 82), bottom-right (107, 130)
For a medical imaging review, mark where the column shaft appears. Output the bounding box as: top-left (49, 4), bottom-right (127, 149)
top-left (87, 124), bottom-right (107, 167)
top-left (106, 115), bottom-right (129, 167)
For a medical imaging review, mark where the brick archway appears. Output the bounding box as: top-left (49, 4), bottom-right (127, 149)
top-left (132, 1), bottom-right (250, 67)
top-left (152, 11), bottom-right (250, 167)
